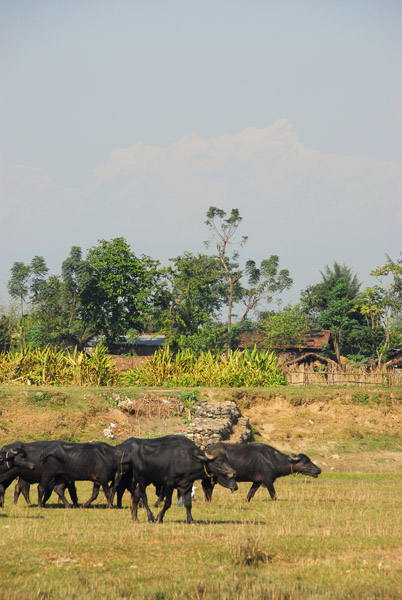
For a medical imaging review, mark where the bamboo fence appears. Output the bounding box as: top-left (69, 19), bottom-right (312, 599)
top-left (282, 364), bottom-right (402, 386)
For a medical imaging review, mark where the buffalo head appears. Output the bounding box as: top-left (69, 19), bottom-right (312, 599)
top-left (0, 443), bottom-right (36, 471)
top-left (204, 446), bottom-right (238, 492)
top-left (288, 453), bottom-right (322, 478)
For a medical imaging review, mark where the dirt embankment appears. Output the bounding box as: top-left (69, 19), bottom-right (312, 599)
top-left (0, 386), bottom-right (401, 473)
top-left (239, 394), bottom-right (402, 473)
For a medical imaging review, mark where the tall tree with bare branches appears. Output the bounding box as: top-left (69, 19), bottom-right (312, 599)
top-left (205, 207), bottom-right (246, 335)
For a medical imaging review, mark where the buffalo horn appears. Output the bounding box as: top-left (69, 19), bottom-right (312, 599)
top-left (289, 454), bottom-right (301, 463)
top-left (205, 447), bottom-right (224, 460)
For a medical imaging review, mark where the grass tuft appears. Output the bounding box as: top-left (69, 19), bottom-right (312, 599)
top-left (232, 537), bottom-right (277, 567)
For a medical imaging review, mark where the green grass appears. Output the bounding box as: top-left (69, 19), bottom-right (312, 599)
top-left (0, 474), bottom-right (401, 599)
top-left (335, 430), bottom-right (402, 453)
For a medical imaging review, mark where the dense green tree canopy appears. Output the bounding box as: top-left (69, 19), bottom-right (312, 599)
top-left (83, 237), bottom-right (161, 348)
top-left (300, 262), bottom-right (369, 362)
top-left (168, 252), bottom-right (227, 335)
top-left (353, 254), bottom-right (402, 365)
top-left (259, 305), bottom-right (313, 352)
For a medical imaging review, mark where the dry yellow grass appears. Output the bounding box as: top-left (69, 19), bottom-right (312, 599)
top-left (0, 476), bottom-right (401, 599)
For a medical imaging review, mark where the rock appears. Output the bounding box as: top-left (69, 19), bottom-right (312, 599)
top-left (103, 428), bottom-right (115, 440)
top-left (184, 400), bottom-right (252, 449)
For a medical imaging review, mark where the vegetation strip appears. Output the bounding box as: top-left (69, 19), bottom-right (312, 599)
top-left (0, 345), bottom-right (286, 387)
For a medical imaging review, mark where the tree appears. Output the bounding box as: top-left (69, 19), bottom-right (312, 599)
top-left (61, 246), bottom-right (86, 328)
top-left (205, 207), bottom-right (292, 337)
top-left (300, 262), bottom-right (366, 363)
top-left (7, 256), bottom-right (50, 347)
top-left (240, 256), bottom-right (293, 324)
top-left (259, 305), bottom-right (313, 352)
top-left (26, 248), bottom-right (94, 349)
top-left (7, 262), bottom-right (31, 345)
top-left (317, 283), bottom-right (367, 363)
top-left (32, 275), bottom-right (67, 346)
top-left (205, 207), bottom-right (246, 335)
top-left (354, 254), bottom-right (402, 366)
top-left (0, 313), bottom-right (14, 352)
top-left (83, 237), bottom-right (161, 348)
top-left (30, 256), bottom-right (49, 300)
top-left (168, 252), bottom-right (227, 336)
top-left (300, 262), bottom-right (361, 322)
top-left (177, 323), bottom-right (228, 355)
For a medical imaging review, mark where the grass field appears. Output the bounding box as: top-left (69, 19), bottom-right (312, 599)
top-left (0, 384), bottom-right (401, 598)
top-left (0, 474), bottom-right (401, 599)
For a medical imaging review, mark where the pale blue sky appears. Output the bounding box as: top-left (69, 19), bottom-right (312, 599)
top-left (0, 1), bottom-right (401, 309)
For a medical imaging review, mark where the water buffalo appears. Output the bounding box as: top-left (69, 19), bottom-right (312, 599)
top-left (126, 434), bottom-right (238, 524)
top-left (73, 438), bottom-right (141, 508)
top-left (201, 442), bottom-right (322, 502)
top-left (0, 441), bottom-right (78, 508)
top-left (37, 441), bottom-right (131, 508)
top-left (0, 445), bottom-right (37, 507)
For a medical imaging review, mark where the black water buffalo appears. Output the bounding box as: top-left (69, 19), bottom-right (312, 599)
top-left (201, 442), bottom-right (322, 502)
top-left (126, 434), bottom-right (238, 524)
top-left (75, 438), bottom-right (142, 508)
top-left (0, 445), bottom-right (36, 506)
top-left (0, 441), bottom-right (78, 508)
top-left (37, 441), bottom-right (131, 508)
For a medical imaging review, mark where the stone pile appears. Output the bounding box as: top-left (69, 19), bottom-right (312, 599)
top-left (185, 400), bottom-right (251, 450)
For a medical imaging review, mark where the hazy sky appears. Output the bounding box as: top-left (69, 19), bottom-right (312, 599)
top-left (1, 1), bottom-right (401, 311)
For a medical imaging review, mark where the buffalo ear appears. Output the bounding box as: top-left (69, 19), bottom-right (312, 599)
top-left (194, 451), bottom-right (208, 463)
top-left (10, 442), bottom-right (23, 453)
top-left (9, 443), bottom-right (24, 455)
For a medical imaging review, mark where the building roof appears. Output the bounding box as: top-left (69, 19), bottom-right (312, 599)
top-left (85, 334), bottom-right (166, 348)
top-left (133, 334), bottom-right (166, 347)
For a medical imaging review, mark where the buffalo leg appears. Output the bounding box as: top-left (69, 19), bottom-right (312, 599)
top-left (0, 478), bottom-right (14, 508)
top-left (130, 483), bottom-right (141, 521)
top-left (66, 482), bottom-right (79, 507)
top-left (98, 479), bottom-right (115, 508)
top-left (247, 482), bottom-right (261, 502)
top-left (116, 484), bottom-right (125, 508)
top-left (14, 479), bottom-right (31, 506)
top-left (115, 472), bottom-right (132, 508)
top-left (154, 485), bottom-right (166, 508)
top-left (52, 481), bottom-right (79, 507)
top-left (265, 480), bottom-right (277, 500)
top-left (131, 481), bottom-right (155, 523)
top-left (183, 488), bottom-right (195, 524)
top-left (156, 486), bottom-right (174, 524)
top-left (42, 485), bottom-right (54, 505)
top-left (140, 487), bottom-right (156, 523)
top-left (38, 479), bottom-right (71, 508)
top-left (201, 479), bottom-right (214, 503)
top-left (82, 483), bottom-right (101, 508)
top-left (108, 468), bottom-right (126, 508)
